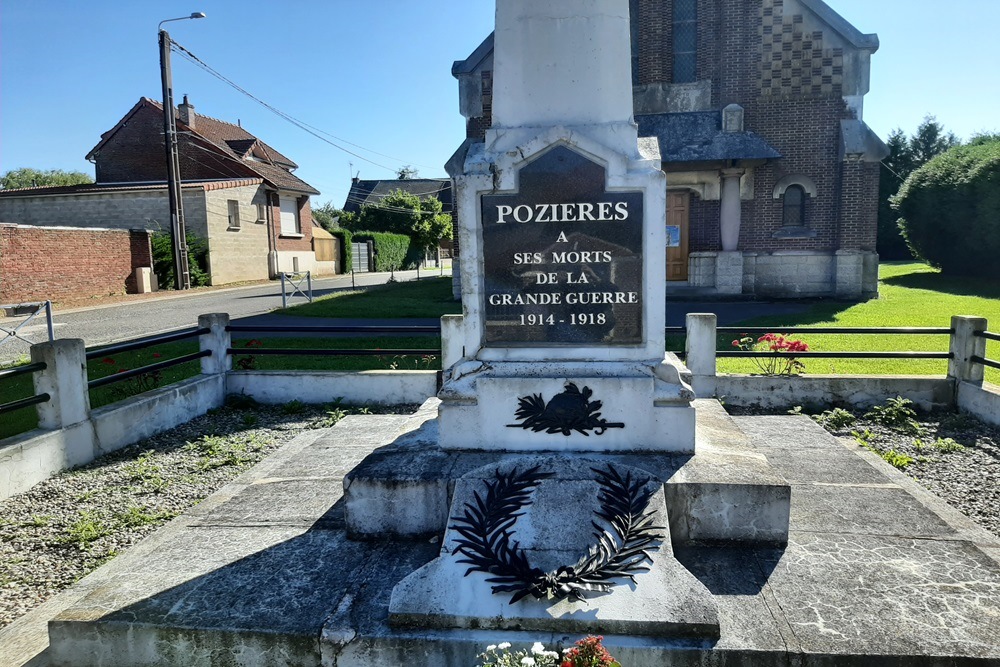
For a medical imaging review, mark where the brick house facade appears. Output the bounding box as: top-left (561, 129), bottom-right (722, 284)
top-left (449, 0), bottom-right (886, 298)
top-left (0, 97), bottom-right (331, 287)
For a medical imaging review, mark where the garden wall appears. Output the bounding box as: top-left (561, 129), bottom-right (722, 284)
top-left (0, 224), bottom-right (152, 304)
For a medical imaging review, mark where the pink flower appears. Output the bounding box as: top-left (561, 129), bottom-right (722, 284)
top-left (102, 357), bottom-right (115, 365)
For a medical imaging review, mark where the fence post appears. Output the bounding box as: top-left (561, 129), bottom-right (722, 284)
top-left (948, 315), bottom-right (987, 385)
top-left (685, 313), bottom-right (717, 398)
top-left (30, 339), bottom-right (90, 429)
top-left (198, 313), bottom-right (232, 376)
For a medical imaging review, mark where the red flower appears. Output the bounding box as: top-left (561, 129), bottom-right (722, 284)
top-left (245, 339), bottom-right (263, 348)
top-left (102, 357), bottom-right (115, 365)
top-left (152, 352), bottom-right (162, 358)
top-left (731, 339), bottom-right (740, 347)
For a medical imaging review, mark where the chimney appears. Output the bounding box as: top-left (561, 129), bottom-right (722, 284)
top-left (352, 176), bottom-right (360, 184)
top-left (178, 95), bottom-right (196, 129)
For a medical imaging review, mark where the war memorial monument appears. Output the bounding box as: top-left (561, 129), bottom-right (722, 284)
top-left (35, 2), bottom-right (1000, 666)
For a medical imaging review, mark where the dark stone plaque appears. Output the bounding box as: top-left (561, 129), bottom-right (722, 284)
top-left (482, 146), bottom-right (643, 345)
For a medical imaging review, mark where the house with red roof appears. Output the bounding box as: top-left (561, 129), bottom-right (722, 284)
top-left (0, 97), bottom-right (335, 286)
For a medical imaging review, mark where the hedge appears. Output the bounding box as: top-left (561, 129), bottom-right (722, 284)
top-left (352, 230), bottom-right (420, 272)
top-left (328, 228), bottom-right (353, 273)
top-left (895, 139), bottom-right (1000, 277)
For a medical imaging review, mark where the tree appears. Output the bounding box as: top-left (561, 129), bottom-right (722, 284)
top-left (311, 200), bottom-right (356, 231)
top-left (356, 189), bottom-right (453, 263)
top-left (396, 165), bottom-right (419, 180)
top-left (0, 167), bottom-right (93, 189)
top-left (908, 116), bottom-right (959, 165)
top-left (877, 130), bottom-right (915, 259)
top-left (877, 117), bottom-right (960, 260)
top-left (894, 138), bottom-right (1000, 278)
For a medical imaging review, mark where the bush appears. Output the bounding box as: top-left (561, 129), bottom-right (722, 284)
top-left (328, 228), bottom-right (353, 273)
top-left (894, 139), bottom-right (1000, 277)
top-left (151, 232), bottom-right (210, 289)
top-left (352, 230), bottom-right (418, 272)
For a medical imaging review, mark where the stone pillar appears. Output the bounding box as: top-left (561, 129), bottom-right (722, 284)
top-left (834, 250), bottom-right (864, 298)
top-left (715, 252), bottom-right (744, 295)
top-left (685, 313), bottom-right (717, 397)
top-left (719, 168), bottom-right (744, 252)
top-left (30, 339), bottom-right (90, 430)
top-left (198, 313), bottom-right (232, 375)
top-left (948, 316), bottom-right (988, 385)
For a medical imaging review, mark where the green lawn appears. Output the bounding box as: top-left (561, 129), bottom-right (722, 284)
top-left (1, 336), bottom-right (440, 440)
top-left (279, 277), bottom-right (461, 319)
top-left (717, 262), bottom-right (1000, 381)
top-left (4, 262), bottom-right (998, 440)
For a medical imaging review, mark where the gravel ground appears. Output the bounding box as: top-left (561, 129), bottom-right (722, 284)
top-left (728, 399), bottom-right (1000, 539)
top-left (3, 396), bottom-right (998, 632)
top-left (0, 398), bottom-right (416, 630)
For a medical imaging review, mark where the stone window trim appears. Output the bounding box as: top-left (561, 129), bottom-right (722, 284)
top-left (255, 202), bottom-right (267, 224)
top-left (772, 174), bottom-right (818, 199)
top-left (773, 183), bottom-right (818, 239)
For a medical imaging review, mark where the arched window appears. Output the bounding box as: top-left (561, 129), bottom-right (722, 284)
top-left (782, 184), bottom-right (806, 227)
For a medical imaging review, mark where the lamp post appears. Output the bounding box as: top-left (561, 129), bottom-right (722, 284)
top-left (158, 12), bottom-right (205, 290)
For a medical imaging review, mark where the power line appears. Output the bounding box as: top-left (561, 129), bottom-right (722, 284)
top-left (169, 39), bottom-right (426, 175)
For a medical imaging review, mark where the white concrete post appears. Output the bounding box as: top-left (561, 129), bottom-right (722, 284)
top-left (685, 313), bottom-right (718, 398)
top-left (719, 169), bottom-right (744, 252)
top-left (198, 313), bottom-right (232, 375)
top-left (30, 339), bottom-right (90, 430)
top-left (440, 315), bottom-right (466, 370)
top-left (948, 316), bottom-right (988, 385)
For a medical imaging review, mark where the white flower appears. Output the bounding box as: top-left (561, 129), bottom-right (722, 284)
top-left (486, 645), bottom-right (497, 651)
top-left (497, 642), bottom-right (512, 650)
top-left (531, 642), bottom-right (546, 655)
top-left (543, 651), bottom-right (560, 659)
top-left (521, 658), bottom-right (536, 666)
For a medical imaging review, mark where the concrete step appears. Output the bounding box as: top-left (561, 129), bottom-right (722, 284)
top-left (35, 404), bottom-right (1000, 667)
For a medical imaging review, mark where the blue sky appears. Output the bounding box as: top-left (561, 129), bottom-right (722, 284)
top-left (1, 1), bottom-right (997, 208)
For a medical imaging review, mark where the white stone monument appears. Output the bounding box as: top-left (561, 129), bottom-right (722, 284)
top-left (439, 0), bottom-right (695, 453)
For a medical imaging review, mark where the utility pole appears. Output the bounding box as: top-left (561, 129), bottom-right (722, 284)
top-left (157, 13), bottom-right (204, 290)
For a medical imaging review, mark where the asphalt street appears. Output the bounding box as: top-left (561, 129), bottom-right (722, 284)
top-left (1, 266), bottom-right (813, 364)
top-left (0, 268), bottom-right (450, 364)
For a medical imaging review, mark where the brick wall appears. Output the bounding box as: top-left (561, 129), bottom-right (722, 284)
top-left (0, 224), bottom-right (152, 304)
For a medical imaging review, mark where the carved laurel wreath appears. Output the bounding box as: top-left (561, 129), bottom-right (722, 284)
top-left (450, 465), bottom-right (662, 604)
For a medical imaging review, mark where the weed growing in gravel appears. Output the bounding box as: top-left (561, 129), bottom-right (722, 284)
top-left (185, 433), bottom-right (273, 471)
top-left (282, 399), bottom-right (307, 415)
top-left (881, 449), bottom-right (916, 469)
top-left (815, 408), bottom-right (856, 430)
top-left (63, 511), bottom-right (111, 547)
top-left (932, 437), bottom-right (965, 453)
top-left (241, 413), bottom-right (259, 427)
top-left (865, 397), bottom-right (923, 435)
top-left (115, 506), bottom-right (177, 529)
top-left (27, 515), bottom-right (53, 527)
top-left (226, 393), bottom-right (259, 410)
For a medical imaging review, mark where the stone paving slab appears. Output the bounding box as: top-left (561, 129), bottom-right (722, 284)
top-left (23, 405), bottom-right (1000, 666)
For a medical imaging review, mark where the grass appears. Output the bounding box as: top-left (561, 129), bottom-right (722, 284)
top-left (278, 276), bottom-right (461, 319)
top-left (0, 335), bottom-right (440, 440)
top-left (3, 261), bottom-right (997, 440)
top-left (717, 262), bottom-right (1000, 382)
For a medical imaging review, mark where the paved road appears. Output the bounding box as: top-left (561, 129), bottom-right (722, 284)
top-left (0, 269), bottom-right (451, 363)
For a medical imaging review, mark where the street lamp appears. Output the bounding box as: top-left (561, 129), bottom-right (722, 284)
top-left (158, 12), bottom-right (205, 290)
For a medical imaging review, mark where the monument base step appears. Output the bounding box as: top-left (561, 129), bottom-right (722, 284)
top-left (344, 399), bottom-right (791, 546)
top-left (36, 407), bottom-right (1000, 667)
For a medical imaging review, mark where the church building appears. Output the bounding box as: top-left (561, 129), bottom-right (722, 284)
top-left (448, 0), bottom-right (887, 299)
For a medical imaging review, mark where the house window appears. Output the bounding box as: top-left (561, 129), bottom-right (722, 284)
top-left (256, 202), bottom-right (267, 223)
top-left (279, 196), bottom-right (301, 235)
top-left (782, 185), bottom-right (806, 227)
top-left (227, 200), bottom-right (241, 230)
top-left (673, 0), bottom-right (697, 83)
